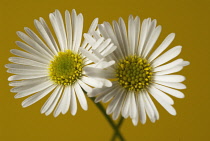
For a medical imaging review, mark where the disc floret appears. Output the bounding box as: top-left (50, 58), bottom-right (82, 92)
top-left (49, 50), bottom-right (83, 86)
top-left (115, 55), bottom-right (153, 92)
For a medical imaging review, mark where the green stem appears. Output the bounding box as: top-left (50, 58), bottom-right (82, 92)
top-left (90, 97), bottom-right (125, 141)
top-left (111, 117), bottom-right (124, 141)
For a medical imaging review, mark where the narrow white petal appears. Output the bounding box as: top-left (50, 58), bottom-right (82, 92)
top-left (84, 67), bottom-right (115, 79)
top-left (10, 49), bottom-right (49, 64)
top-left (150, 86), bottom-right (174, 105)
top-left (45, 86), bottom-right (63, 116)
top-left (17, 31), bottom-right (53, 59)
top-left (112, 93), bottom-right (126, 120)
top-left (149, 33), bottom-right (175, 62)
top-left (65, 10), bottom-right (73, 50)
top-left (144, 91), bottom-right (159, 120)
top-left (152, 46), bottom-right (182, 67)
top-left (154, 59), bottom-right (183, 72)
top-left (9, 57), bottom-right (48, 68)
top-left (122, 92), bottom-right (131, 118)
top-left (78, 80), bottom-right (92, 93)
top-left (7, 68), bottom-right (48, 75)
top-left (8, 75), bottom-right (47, 81)
top-left (154, 75), bottom-right (185, 82)
top-left (155, 66), bottom-right (183, 75)
top-left (142, 91), bottom-right (155, 122)
top-left (22, 84), bottom-right (56, 108)
top-left (142, 26), bottom-right (162, 58)
top-left (148, 87), bottom-right (176, 115)
top-left (79, 48), bottom-right (100, 63)
top-left (81, 76), bottom-right (103, 88)
top-left (14, 80), bottom-right (53, 98)
top-left (62, 86), bottom-right (71, 114)
top-left (16, 41), bottom-right (50, 61)
top-left (130, 92), bottom-right (137, 119)
top-left (41, 86), bottom-right (61, 114)
top-left (54, 86), bottom-right (69, 117)
top-left (39, 17), bottom-right (59, 52)
top-left (155, 81), bottom-right (186, 89)
top-left (154, 83), bottom-right (185, 98)
top-left (74, 83), bottom-right (88, 111)
top-left (137, 93), bottom-right (147, 124)
top-left (9, 77), bottom-right (48, 87)
top-left (179, 61), bottom-right (190, 66)
top-left (137, 19), bottom-right (149, 56)
top-left (106, 91), bottom-right (123, 115)
top-left (5, 64), bottom-right (45, 70)
top-left (70, 86), bottom-right (77, 115)
top-left (33, 21), bottom-right (58, 55)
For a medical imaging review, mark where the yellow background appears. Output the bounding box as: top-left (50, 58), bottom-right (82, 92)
top-left (0, 0), bottom-right (209, 140)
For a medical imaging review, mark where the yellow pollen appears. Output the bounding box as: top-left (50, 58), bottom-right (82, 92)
top-left (115, 55), bottom-right (153, 92)
top-left (48, 50), bottom-right (83, 86)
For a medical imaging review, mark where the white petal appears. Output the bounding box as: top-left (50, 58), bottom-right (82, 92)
top-left (144, 91), bottom-right (159, 120)
top-left (154, 59), bottom-right (183, 72)
top-left (65, 10), bottom-right (73, 50)
top-left (7, 68), bottom-right (48, 76)
top-left (62, 86), bottom-right (71, 114)
top-left (45, 86), bottom-right (63, 116)
top-left (10, 49), bottom-right (49, 64)
top-left (22, 85), bottom-right (56, 108)
top-left (152, 46), bottom-right (182, 67)
top-left (88, 86), bottom-right (115, 97)
top-left (150, 86), bottom-right (174, 105)
top-left (154, 83), bottom-right (185, 98)
top-left (17, 31), bottom-right (53, 59)
top-left (84, 67), bottom-right (115, 79)
top-left (9, 77), bottom-right (48, 87)
top-left (8, 74), bottom-right (47, 81)
top-left (53, 86), bottom-right (69, 117)
top-left (148, 87), bottom-right (176, 115)
top-left (154, 75), bottom-right (185, 82)
top-left (121, 92), bottom-right (131, 118)
top-left (179, 61), bottom-right (190, 66)
top-left (79, 47), bottom-right (100, 63)
top-left (148, 33), bottom-right (175, 62)
top-left (81, 76), bottom-right (103, 88)
top-left (137, 19), bottom-right (149, 56)
top-left (5, 64), bottom-right (45, 71)
top-left (15, 41), bottom-right (49, 60)
top-left (130, 92), bottom-right (137, 119)
top-left (155, 81), bottom-right (186, 89)
top-left (78, 80), bottom-right (92, 93)
top-left (142, 26), bottom-right (162, 58)
top-left (112, 93), bottom-right (126, 120)
top-left (39, 17), bottom-right (60, 52)
top-left (9, 57), bottom-right (48, 68)
top-left (142, 91), bottom-right (155, 122)
top-left (41, 86), bottom-right (61, 114)
top-left (138, 93), bottom-right (146, 124)
top-left (33, 21), bottom-right (58, 55)
top-left (106, 89), bottom-right (124, 115)
top-left (74, 83), bottom-right (88, 111)
top-left (70, 86), bottom-right (77, 115)
top-left (14, 80), bottom-right (53, 98)
top-left (155, 66), bottom-right (183, 75)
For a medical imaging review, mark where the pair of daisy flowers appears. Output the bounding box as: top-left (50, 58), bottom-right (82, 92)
top-left (6, 9), bottom-right (189, 126)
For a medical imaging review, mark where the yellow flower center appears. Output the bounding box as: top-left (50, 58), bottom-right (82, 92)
top-left (115, 55), bottom-right (153, 92)
top-left (49, 50), bottom-right (83, 86)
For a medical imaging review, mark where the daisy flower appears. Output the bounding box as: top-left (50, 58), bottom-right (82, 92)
top-left (85, 16), bottom-right (190, 125)
top-left (6, 9), bottom-right (115, 117)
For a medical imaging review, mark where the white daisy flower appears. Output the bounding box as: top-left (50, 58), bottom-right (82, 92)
top-left (6, 9), bottom-right (115, 117)
top-left (85, 16), bottom-right (190, 125)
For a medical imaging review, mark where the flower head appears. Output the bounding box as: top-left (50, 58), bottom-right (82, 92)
top-left (86, 16), bottom-right (190, 125)
top-left (6, 9), bottom-right (115, 117)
